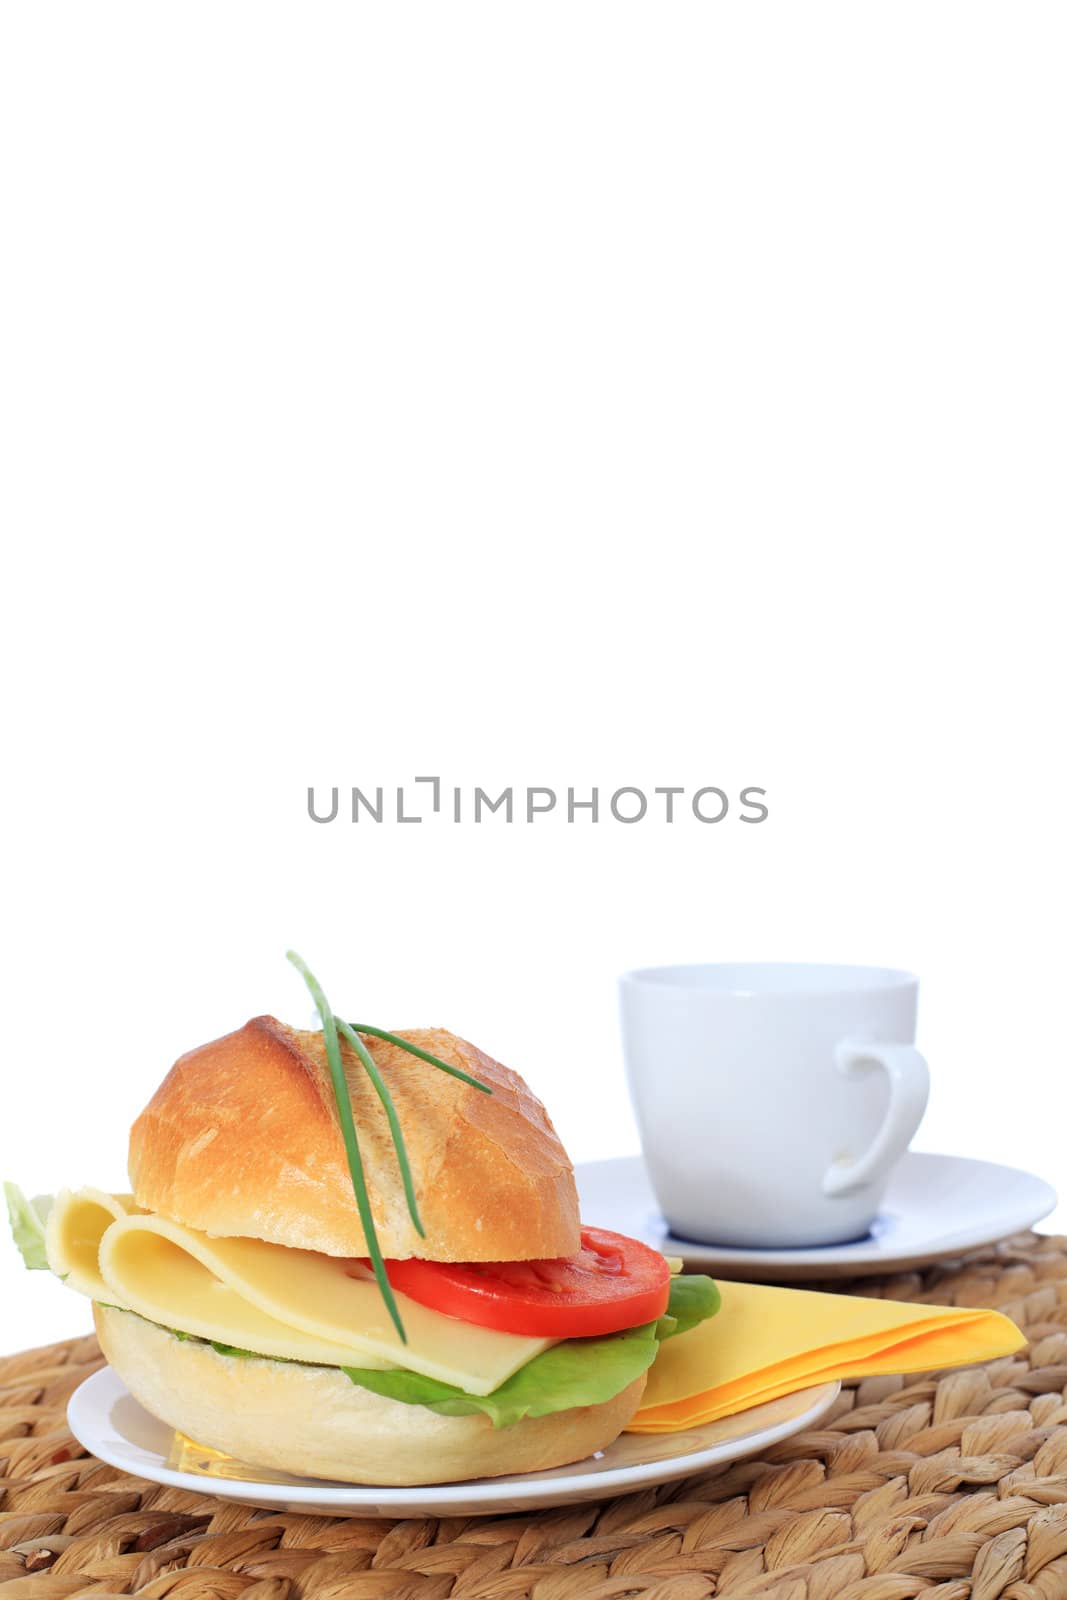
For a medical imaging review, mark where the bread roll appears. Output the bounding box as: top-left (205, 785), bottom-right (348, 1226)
top-left (128, 1018), bottom-right (580, 1260)
top-left (95, 1305), bottom-right (646, 1485)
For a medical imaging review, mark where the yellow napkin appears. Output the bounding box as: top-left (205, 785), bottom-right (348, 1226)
top-left (627, 1279), bottom-right (1025, 1433)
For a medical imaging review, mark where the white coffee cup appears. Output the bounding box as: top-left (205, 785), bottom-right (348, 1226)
top-left (619, 963), bottom-right (931, 1249)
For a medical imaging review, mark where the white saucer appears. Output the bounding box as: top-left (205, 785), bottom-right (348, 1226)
top-left (67, 1366), bottom-right (839, 1519)
top-left (576, 1152), bottom-right (1057, 1281)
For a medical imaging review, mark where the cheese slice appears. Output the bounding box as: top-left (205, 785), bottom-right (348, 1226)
top-left (46, 1188), bottom-right (139, 1302)
top-left (51, 1189), bottom-right (553, 1395)
top-left (96, 1213), bottom-right (397, 1370)
top-left (98, 1213), bottom-right (551, 1393)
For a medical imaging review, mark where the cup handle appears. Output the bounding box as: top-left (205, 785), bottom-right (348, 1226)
top-left (821, 1041), bottom-right (931, 1197)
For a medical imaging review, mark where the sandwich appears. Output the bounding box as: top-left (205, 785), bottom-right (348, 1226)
top-left (7, 957), bottom-right (719, 1486)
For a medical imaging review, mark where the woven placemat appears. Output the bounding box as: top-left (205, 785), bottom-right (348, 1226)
top-left (5, 1234), bottom-right (1067, 1599)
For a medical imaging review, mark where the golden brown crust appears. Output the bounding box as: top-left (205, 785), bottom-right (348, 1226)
top-left (128, 1017), bottom-right (580, 1260)
top-left (95, 1305), bottom-right (646, 1485)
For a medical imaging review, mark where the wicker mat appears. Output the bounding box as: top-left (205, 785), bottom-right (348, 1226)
top-left (5, 1234), bottom-right (1067, 1599)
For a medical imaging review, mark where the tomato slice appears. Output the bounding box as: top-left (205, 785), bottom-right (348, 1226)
top-left (383, 1227), bottom-right (671, 1337)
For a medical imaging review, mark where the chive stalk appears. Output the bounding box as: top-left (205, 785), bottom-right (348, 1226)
top-left (347, 1023), bottom-right (492, 1093)
top-left (336, 1017), bottom-right (425, 1239)
top-left (286, 951), bottom-right (407, 1342)
top-left (285, 951), bottom-right (494, 1336)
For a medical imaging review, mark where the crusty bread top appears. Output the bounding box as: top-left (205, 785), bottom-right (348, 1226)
top-left (128, 1018), bottom-right (580, 1261)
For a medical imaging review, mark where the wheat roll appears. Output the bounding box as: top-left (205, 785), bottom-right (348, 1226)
top-left (128, 1018), bottom-right (580, 1260)
top-left (94, 1305), bottom-right (646, 1486)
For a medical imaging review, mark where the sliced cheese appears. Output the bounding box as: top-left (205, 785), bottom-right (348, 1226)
top-left (46, 1188), bottom-right (139, 1302)
top-left (97, 1214), bottom-right (396, 1369)
top-left (49, 1188), bottom-right (554, 1395)
top-left (98, 1212), bottom-right (551, 1394)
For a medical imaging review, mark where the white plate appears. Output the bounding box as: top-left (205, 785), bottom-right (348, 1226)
top-left (576, 1151), bottom-right (1057, 1280)
top-left (67, 1366), bottom-right (840, 1518)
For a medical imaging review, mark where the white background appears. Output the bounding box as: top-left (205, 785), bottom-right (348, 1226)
top-left (1, 3), bottom-right (1064, 1355)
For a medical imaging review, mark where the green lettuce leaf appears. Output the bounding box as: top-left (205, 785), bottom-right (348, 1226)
top-left (343, 1319), bottom-right (661, 1428)
top-left (4, 1183), bottom-right (53, 1270)
top-left (657, 1274), bottom-right (720, 1340)
top-left (341, 1273), bottom-right (722, 1429)
top-left (105, 1310), bottom-right (263, 1362)
top-left (118, 1270), bottom-right (723, 1432)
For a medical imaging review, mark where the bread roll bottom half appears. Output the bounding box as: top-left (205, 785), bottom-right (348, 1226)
top-left (93, 1305), bottom-right (648, 1486)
